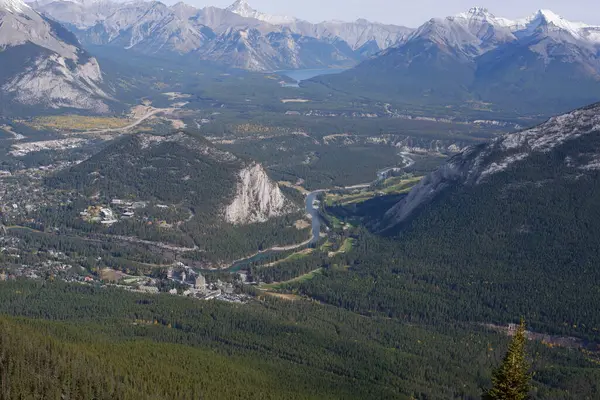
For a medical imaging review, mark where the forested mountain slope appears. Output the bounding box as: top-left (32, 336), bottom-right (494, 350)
top-left (302, 103), bottom-right (600, 341)
top-left (1, 280), bottom-right (598, 399)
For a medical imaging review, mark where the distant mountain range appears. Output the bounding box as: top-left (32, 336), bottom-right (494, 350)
top-left (4, 1), bottom-right (600, 114)
top-left (29, 0), bottom-right (412, 71)
top-left (315, 7), bottom-right (600, 115)
top-left (0, 0), bottom-right (113, 112)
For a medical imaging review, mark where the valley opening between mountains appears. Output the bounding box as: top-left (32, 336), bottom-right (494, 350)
top-left (0, 0), bottom-right (600, 398)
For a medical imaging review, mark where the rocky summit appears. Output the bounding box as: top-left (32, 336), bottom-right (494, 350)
top-left (31, 0), bottom-right (411, 71)
top-left (0, 0), bottom-right (111, 111)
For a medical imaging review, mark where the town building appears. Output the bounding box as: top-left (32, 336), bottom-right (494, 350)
top-left (195, 274), bottom-right (206, 290)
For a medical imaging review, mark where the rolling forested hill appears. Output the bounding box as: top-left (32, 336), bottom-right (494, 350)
top-left (13, 131), bottom-right (308, 266)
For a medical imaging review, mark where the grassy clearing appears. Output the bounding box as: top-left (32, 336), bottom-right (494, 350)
top-left (264, 248), bottom-right (314, 268)
top-left (326, 191), bottom-right (372, 206)
top-left (328, 238), bottom-right (356, 257)
top-left (278, 181), bottom-right (310, 195)
top-left (294, 219), bottom-right (311, 230)
top-left (263, 292), bottom-right (302, 301)
top-left (326, 175), bottom-right (423, 207)
top-left (99, 268), bottom-right (127, 282)
top-left (261, 268), bottom-right (323, 290)
top-left (327, 215), bottom-right (345, 230)
top-left (339, 238), bottom-right (355, 253)
top-left (320, 240), bottom-right (334, 252)
top-left (380, 175), bottom-right (423, 195)
top-left (29, 116), bottom-right (130, 131)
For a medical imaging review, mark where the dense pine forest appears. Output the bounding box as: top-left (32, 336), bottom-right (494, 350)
top-left (0, 280), bottom-right (598, 399)
top-left (300, 143), bottom-right (600, 341)
top-left (3, 0), bottom-right (600, 397)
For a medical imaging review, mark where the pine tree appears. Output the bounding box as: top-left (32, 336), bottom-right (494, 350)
top-left (484, 318), bottom-right (532, 400)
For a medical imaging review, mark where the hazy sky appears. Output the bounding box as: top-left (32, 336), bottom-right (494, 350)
top-left (185, 0), bottom-right (600, 27)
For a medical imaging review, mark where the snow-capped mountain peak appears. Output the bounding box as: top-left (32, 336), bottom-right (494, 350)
top-left (533, 9), bottom-right (588, 30)
top-left (517, 9), bottom-right (592, 39)
top-left (226, 0), bottom-right (251, 15)
top-left (456, 7), bottom-right (492, 19)
top-left (454, 6), bottom-right (515, 28)
top-left (407, 6), bottom-right (517, 56)
top-left (0, 0), bottom-right (30, 14)
top-left (225, 0), bottom-right (295, 25)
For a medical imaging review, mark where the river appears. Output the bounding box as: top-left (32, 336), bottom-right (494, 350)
top-left (225, 153), bottom-right (415, 272)
top-left (305, 190), bottom-right (324, 244)
top-left (277, 68), bottom-right (347, 87)
top-left (224, 190), bottom-right (324, 272)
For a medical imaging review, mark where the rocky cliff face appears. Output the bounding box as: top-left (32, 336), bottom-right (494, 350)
top-left (225, 163), bottom-right (295, 225)
top-left (200, 27), bottom-right (357, 71)
top-left (296, 19), bottom-right (412, 52)
top-left (0, 0), bottom-right (111, 111)
top-left (3, 53), bottom-right (110, 112)
top-left (380, 103), bottom-right (600, 232)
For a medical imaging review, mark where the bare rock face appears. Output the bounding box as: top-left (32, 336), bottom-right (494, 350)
top-left (225, 163), bottom-right (295, 225)
top-left (3, 55), bottom-right (110, 112)
top-left (380, 103), bottom-right (600, 232)
top-left (0, 0), bottom-right (110, 111)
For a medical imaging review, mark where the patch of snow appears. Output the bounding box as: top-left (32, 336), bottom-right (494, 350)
top-left (580, 162), bottom-right (600, 171)
top-left (226, 0), bottom-right (296, 25)
top-left (531, 9), bottom-right (589, 33)
top-left (579, 155), bottom-right (600, 170)
top-left (581, 27), bottom-right (600, 44)
top-left (162, 92), bottom-right (192, 100)
top-left (0, 0), bottom-right (30, 14)
top-left (454, 7), bottom-right (515, 28)
top-left (564, 156), bottom-right (575, 167)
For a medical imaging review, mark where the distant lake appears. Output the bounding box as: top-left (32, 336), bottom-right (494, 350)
top-left (277, 68), bottom-right (347, 86)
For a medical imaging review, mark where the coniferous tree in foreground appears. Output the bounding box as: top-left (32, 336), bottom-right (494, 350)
top-left (484, 318), bottom-right (532, 400)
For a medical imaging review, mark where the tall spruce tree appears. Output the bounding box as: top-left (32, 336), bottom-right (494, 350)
top-left (484, 318), bottom-right (532, 400)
